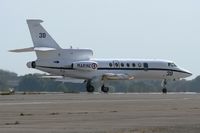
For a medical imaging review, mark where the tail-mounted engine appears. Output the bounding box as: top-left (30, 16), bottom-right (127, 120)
top-left (26, 61), bottom-right (36, 68)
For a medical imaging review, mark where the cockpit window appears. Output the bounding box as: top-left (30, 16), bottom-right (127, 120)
top-left (168, 63), bottom-right (177, 67)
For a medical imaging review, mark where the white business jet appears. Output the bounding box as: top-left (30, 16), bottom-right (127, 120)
top-left (10, 19), bottom-right (192, 93)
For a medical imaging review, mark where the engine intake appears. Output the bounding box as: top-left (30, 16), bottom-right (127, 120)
top-left (27, 61), bottom-right (36, 68)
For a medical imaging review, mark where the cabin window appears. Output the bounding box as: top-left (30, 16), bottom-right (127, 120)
top-left (138, 63), bottom-right (142, 67)
top-left (132, 63), bottom-right (135, 67)
top-left (115, 63), bottom-right (119, 67)
top-left (109, 63), bottom-right (112, 67)
top-left (126, 63), bottom-right (130, 67)
top-left (121, 63), bottom-right (124, 67)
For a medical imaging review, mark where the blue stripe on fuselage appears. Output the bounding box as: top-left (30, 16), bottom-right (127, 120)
top-left (36, 65), bottom-right (191, 75)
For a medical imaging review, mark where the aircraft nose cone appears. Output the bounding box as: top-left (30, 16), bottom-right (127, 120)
top-left (188, 72), bottom-right (192, 76)
top-left (182, 69), bottom-right (192, 78)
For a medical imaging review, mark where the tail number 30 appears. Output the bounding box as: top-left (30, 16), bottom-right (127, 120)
top-left (39, 33), bottom-right (46, 38)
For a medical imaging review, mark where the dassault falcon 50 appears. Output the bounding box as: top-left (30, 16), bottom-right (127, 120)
top-left (10, 19), bottom-right (192, 93)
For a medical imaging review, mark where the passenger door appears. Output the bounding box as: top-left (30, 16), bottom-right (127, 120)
top-left (143, 63), bottom-right (148, 71)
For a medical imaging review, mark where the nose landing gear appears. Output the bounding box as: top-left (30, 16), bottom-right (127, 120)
top-left (162, 87), bottom-right (167, 94)
top-left (161, 79), bottom-right (167, 94)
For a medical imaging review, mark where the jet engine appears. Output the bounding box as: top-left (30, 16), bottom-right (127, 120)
top-left (26, 61), bottom-right (36, 68)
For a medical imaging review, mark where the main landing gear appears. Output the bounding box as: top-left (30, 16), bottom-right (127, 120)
top-left (86, 80), bottom-right (109, 93)
top-left (101, 85), bottom-right (109, 93)
top-left (86, 80), bottom-right (95, 93)
top-left (161, 79), bottom-right (167, 94)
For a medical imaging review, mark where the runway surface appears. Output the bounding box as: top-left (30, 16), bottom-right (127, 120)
top-left (0, 93), bottom-right (200, 133)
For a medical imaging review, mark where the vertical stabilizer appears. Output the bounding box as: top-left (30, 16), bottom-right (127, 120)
top-left (26, 19), bottom-right (61, 49)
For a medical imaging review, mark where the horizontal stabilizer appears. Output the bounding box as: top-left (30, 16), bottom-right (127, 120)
top-left (9, 47), bottom-right (56, 53)
top-left (34, 47), bottom-right (56, 51)
top-left (9, 47), bottom-right (34, 52)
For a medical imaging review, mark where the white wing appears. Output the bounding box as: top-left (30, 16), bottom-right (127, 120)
top-left (102, 73), bottom-right (134, 80)
top-left (42, 75), bottom-right (85, 83)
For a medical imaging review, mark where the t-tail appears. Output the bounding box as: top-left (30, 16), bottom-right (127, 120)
top-left (10, 19), bottom-right (93, 61)
top-left (27, 19), bottom-right (61, 49)
top-left (9, 19), bottom-right (62, 59)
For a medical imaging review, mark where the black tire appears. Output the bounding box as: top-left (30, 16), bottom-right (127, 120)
top-left (86, 80), bottom-right (95, 93)
top-left (162, 88), bottom-right (167, 94)
top-left (86, 84), bottom-right (95, 92)
top-left (101, 85), bottom-right (109, 93)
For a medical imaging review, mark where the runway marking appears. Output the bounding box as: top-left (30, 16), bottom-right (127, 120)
top-left (0, 98), bottom-right (192, 106)
top-left (0, 102), bottom-right (54, 106)
top-left (183, 98), bottom-right (192, 100)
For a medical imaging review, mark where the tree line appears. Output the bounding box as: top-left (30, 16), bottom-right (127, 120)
top-left (0, 69), bottom-right (199, 92)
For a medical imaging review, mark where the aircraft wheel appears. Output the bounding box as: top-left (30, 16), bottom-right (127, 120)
top-left (161, 79), bottom-right (167, 94)
top-left (101, 85), bottom-right (109, 93)
top-left (86, 80), bottom-right (95, 93)
top-left (86, 85), bottom-right (95, 93)
top-left (162, 88), bottom-right (167, 94)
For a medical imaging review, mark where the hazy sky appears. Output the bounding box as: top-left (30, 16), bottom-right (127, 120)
top-left (0, 0), bottom-right (199, 79)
